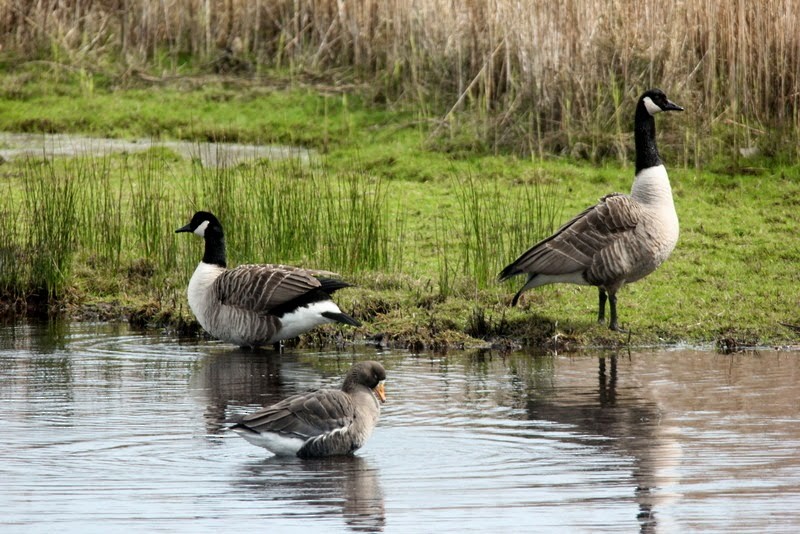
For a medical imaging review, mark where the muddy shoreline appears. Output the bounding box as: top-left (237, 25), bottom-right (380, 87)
top-left (4, 296), bottom-right (796, 355)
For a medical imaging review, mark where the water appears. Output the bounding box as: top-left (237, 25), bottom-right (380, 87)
top-left (2, 322), bottom-right (799, 533)
top-left (0, 132), bottom-right (310, 167)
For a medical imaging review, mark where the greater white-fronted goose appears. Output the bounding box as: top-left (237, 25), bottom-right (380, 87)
top-left (499, 89), bottom-right (684, 331)
top-left (176, 211), bottom-right (360, 348)
top-left (230, 360), bottom-right (387, 458)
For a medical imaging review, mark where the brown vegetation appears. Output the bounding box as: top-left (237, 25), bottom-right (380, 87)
top-left (1, 0), bottom-right (799, 158)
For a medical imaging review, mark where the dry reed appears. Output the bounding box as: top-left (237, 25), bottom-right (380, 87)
top-left (1, 0), bottom-right (799, 157)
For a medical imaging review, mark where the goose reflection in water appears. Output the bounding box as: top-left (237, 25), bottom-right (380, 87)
top-left (234, 455), bottom-right (385, 532)
top-left (517, 353), bottom-right (680, 534)
top-left (191, 348), bottom-right (338, 436)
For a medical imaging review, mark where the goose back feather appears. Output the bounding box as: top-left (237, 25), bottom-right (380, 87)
top-left (215, 265), bottom-right (329, 313)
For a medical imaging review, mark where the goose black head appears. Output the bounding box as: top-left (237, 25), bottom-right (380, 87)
top-left (175, 211), bottom-right (223, 239)
top-left (640, 89), bottom-right (684, 116)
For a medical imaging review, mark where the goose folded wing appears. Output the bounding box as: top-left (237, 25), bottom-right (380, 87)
top-left (214, 265), bottom-right (323, 314)
top-left (249, 263), bottom-right (339, 278)
top-left (240, 390), bottom-right (356, 439)
top-left (507, 193), bottom-right (643, 275)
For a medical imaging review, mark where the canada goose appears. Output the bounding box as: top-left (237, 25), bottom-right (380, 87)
top-left (231, 360), bottom-right (386, 458)
top-left (499, 89), bottom-right (683, 331)
top-left (176, 211), bottom-right (361, 348)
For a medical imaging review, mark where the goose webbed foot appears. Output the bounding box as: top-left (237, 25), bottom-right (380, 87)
top-left (609, 321), bottom-right (628, 333)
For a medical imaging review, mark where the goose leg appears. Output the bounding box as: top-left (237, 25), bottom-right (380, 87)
top-left (597, 289), bottom-right (607, 324)
top-left (608, 292), bottom-right (626, 332)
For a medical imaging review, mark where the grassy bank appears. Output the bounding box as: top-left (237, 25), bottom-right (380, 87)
top-left (0, 71), bottom-right (798, 350)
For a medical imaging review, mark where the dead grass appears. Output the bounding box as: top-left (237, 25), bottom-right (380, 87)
top-left (1, 1), bottom-right (799, 158)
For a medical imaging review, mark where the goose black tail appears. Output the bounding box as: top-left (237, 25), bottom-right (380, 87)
top-left (228, 422), bottom-right (258, 434)
top-left (322, 311), bottom-right (362, 327)
top-left (318, 278), bottom-right (353, 295)
top-left (498, 263), bottom-right (519, 282)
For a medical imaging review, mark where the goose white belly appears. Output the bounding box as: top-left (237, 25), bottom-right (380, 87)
top-left (272, 300), bottom-right (342, 342)
top-left (233, 429), bottom-right (307, 456)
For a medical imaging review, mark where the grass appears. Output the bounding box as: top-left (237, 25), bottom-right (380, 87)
top-left (21, 158), bottom-right (80, 302)
top-left (0, 69), bottom-right (798, 350)
top-left (452, 170), bottom-right (564, 289)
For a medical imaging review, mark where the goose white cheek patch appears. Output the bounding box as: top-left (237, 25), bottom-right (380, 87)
top-left (643, 96), bottom-right (662, 115)
top-left (193, 220), bottom-right (210, 237)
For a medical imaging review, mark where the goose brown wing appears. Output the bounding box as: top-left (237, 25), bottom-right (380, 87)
top-left (213, 264), bottom-right (322, 314)
top-left (253, 264), bottom-right (339, 277)
top-left (239, 389), bottom-right (356, 439)
top-left (499, 193), bottom-right (643, 278)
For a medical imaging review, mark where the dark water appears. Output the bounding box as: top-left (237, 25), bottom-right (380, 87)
top-left (2, 322), bottom-right (799, 533)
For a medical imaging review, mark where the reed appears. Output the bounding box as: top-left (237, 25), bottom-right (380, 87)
top-left (191, 158), bottom-right (322, 264)
top-left (0, 145), bottom-right (563, 313)
top-left (188, 155), bottom-right (397, 273)
top-left (2, 0), bottom-right (798, 159)
top-left (451, 171), bottom-right (563, 291)
top-left (0, 150), bottom-right (406, 306)
top-left (21, 158), bottom-right (80, 301)
top-left (433, 217), bottom-right (455, 298)
top-left (320, 168), bottom-right (394, 273)
top-left (0, 182), bottom-right (24, 298)
top-left (130, 151), bottom-right (166, 261)
top-left (75, 156), bottom-right (123, 267)
top-left (239, 160), bottom-right (324, 265)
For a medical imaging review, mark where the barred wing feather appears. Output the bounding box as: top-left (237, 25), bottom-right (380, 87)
top-left (240, 390), bottom-right (355, 439)
top-left (500, 193), bottom-right (643, 278)
top-left (214, 265), bottom-right (323, 314)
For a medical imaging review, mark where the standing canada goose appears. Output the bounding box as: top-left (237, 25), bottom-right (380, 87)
top-left (499, 89), bottom-right (684, 331)
top-left (231, 360), bottom-right (386, 458)
top-left (176, 211), bottom-right (361, 348)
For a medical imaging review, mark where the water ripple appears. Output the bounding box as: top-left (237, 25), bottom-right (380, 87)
top-left (2, 323), bottom-right (800, 532)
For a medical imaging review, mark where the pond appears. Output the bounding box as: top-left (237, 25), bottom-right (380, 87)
top-left (0, 131), bottom-right (310, 167)
top-left (1, 322), bottom-right (799, 532)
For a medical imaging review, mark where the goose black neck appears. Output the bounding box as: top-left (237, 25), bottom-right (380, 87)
top-left (202, 228), bottom-right (227, 267)
top-left (634, 104), bottom-right (662, 173)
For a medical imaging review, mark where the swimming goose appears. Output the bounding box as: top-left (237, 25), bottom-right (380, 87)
top-left (231, 360), bottom-right (386, 458)
top-left (498, 89), bottom-right (683, 331)
top-left (176, 211), bottom-right (361, 348)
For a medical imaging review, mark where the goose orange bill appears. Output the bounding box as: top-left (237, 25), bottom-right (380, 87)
top-left (374, 382), bottom-right (386, 403)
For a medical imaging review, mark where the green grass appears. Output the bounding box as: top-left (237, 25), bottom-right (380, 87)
top-left (0, 69), bottom-right (798, 349)
top-left (0, 66), bottom-right (400, 151)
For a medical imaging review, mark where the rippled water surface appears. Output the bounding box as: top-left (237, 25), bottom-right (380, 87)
top-left (2, 322), bottom-right (800, 532)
